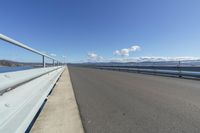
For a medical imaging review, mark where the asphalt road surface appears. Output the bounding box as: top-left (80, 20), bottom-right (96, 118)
top-left (68, 66), bottom-right (200, 133)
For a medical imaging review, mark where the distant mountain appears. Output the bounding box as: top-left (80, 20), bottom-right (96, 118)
top-left (0, 60), bottom-right (56, 67)
top-left (0, 60), bottom-right (42, 67)
top-left (0, 60), bottom-right (23, 67)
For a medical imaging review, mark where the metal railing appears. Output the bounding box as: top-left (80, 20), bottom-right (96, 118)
top-left (95, 66), bottom-right (200, 78)
top-left (0, 34), bottom-right (65, 132)
top-left (74, 62), bottom-right (200, 79)
top-left (0, 34), bottom-right (62, 67)
top-left (0, 66), bottom-right (62, 94)
top-left (0, 67), bottom-right (64, 133)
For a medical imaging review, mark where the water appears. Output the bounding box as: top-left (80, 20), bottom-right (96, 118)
top-left (0, 66), bottom-right (33, 73)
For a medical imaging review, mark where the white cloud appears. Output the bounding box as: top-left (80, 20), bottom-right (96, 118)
top-left (114, 45), bottom-right (141, 56)
top-left (87, 52), bottom-right (104, 62)
top-left (85, 46), bottom-right (199, 63)
top-left (130, 45), bottom-right (141, 51)
top-left (50, 53), bottom-right (57, 57)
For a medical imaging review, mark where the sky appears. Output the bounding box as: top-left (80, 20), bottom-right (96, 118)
top-left (0, 0), bottom-right (200, 63)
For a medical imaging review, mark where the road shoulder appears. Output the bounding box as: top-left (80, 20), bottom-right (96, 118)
top-left (31, 67), bottom-right (84, 133)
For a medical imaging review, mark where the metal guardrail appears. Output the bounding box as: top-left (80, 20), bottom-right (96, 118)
top-left (0, 34), bottom-right (62, 67)
top-left (0, 67), bottom-right (64, 133)
top-left (0, 66), bottom-right (62, 95)
top-left (88, 65), bottom-right (200, 79)
top-left (0, 34), bottom-right (66, 132)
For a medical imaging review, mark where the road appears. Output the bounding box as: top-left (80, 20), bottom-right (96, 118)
top-left (68, 66), bottom-right (200, 133)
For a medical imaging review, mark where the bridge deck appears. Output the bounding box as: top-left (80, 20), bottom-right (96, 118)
top-left (68, 66), bottom-right (200, 133)
top-left (30, 67), bottom-right (84, 133)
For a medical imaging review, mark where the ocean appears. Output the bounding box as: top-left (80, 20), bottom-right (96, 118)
top-left (0, 66), bottom-right (33, 73)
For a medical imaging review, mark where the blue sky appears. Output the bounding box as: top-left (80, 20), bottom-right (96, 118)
top-left (0, 0), bottom-right (200, 62)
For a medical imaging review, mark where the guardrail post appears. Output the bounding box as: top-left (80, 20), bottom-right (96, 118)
top-left (136, 63), bottom-right (140, 73)
top-left (53, 60), bottom-right (55, 66)
top-left (42, 55), bottom-right (45, 68)
top-left (178, 61), bottom-right (182, 77)
top-left (153, 62), bottom-right (156, 74)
